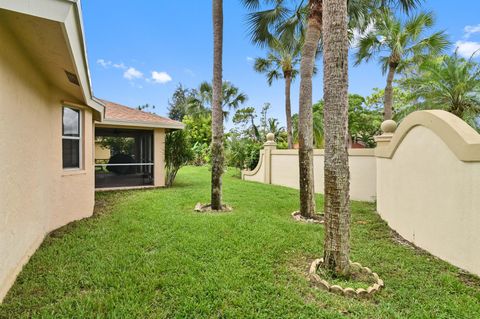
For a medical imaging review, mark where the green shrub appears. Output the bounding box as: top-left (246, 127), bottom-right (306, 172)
top-left (165, 130), bottom-right (193, 187)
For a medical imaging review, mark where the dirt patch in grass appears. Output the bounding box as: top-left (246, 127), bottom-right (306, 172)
top-left (194, 202), bottom-right (233, 213)
top-left (315, 265), bottom-right (377, 290)
top-left (292, 211), bottom-right (324, 224)
top-left (457, 270), bottom-right (480, 289)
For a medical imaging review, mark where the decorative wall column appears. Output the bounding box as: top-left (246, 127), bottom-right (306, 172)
top-left (263, 133), bottom-right (277, 184)
top-left (374, 119), bottom-right (397, 155)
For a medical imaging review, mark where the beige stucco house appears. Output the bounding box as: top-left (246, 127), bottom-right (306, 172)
top-left (0, 0), bottom-right (183, 302)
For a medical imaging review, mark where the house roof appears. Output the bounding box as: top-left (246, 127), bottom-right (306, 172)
top-left (98, 99), bottom-right (184, 130)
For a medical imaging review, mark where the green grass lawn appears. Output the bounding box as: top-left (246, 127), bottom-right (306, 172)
top-left (1, 166), bottom-right (479, 318)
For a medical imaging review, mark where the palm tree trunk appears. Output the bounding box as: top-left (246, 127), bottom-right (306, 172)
top-left (284, 73), bottom-right (293, 149)
top-left (322, 0), bottom-right (351, 276)
top-left (298, 0), bottom-right (322, 219)
top-left (211, 0), bottom-right (224, 210)
top-left (383, 64), bottom-right (397, 120)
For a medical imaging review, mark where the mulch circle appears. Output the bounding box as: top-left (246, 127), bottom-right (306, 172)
top-left (291, 211), bottom-right (324, 224)
top-left (194, 203), bottom-right (233, 213)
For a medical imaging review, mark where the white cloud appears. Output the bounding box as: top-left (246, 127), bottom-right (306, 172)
top-left (123, 67), bottom-right (143, 80)
top-left (455, 40), bottom-right (480, 58)
top-left (184, 68), bottom-right (195, 77)
top-left (464, 24), bottom-right (480, 39)
top-left (246, 56), bottom-right (254, 62)
top-left (97, 59), bottom-right (111, 68)
top-left (151, 71), bottom-right (172, 84)
top-left (113, 62), bottom-right (127, 69)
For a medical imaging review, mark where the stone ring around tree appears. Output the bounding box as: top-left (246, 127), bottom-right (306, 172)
top-left (309, 258), bottom-right (384, 298)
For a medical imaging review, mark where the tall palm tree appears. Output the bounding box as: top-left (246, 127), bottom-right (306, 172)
top-left (296, 0), bottom-right (322, 219)
top-left (322, 0), bottom-right (351, 276)
top-left (211, 0), bottom-right (223, 210)
top-left (254, 36), bottom-right (302, 149)
top-left (354, 10), bottom-right (449, 120)
top-left (398, 52), bottom-right (480, 130)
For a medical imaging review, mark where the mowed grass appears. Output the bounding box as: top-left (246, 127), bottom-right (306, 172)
top-left (1, 166), bottom-right (479, 318)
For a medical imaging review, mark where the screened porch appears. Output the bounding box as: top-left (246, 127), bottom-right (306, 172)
top-left (94, 127), bottom-right (154, 189)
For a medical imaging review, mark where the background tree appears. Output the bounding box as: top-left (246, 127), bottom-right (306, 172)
top-left (232, 107), bottom-right (261, 141)
top-left (211, 0), bottom-right (224, 210)
top-left (167, 84), bottom-right (198, 121)
top-left (227, 104), bottom-right (287, 172)
top-left (254, 36), bottom-right (302, 148)
top-left (347, 94), bottom-right (383, 147)
top-left (292, 108), bottom-right (324, 148)
top-left (322, 0), bottom-right (351, 276)
top-left (267, 118), bottom-right (285, 141)
top-left (365, 86), bottom-right (412, 121)
top-left (398, 52), bottom-right (480, 130)
top-left (137, 103), bottom-right (156, 112)
top-left (354, 9), bottom-right (449, 120)
top-left (183, 114), bottom-right (212, 166)
top-left (310, 94), bottom-right (382, 148)
top-left (193, 81), bottom-right (247, 121)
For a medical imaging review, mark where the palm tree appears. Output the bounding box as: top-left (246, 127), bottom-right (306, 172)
top-left (211, 0), bottom-right (223, 210)
top-left (322, 0), bottom-right (351, 276)
top-left (197, 81), bottom-right (247, 121)
top-left (267, 118), bottom-right (285, 140)
top-left (293, 112), bottom-right (324, 148)
top-left (186, 82), bottom-right (247, 120)
top-left (354, 10), bottom-right (449, 120)
top-left (398, 52), bottom-right (480, 130)
top-left (254, 36), bottom-right (302, 149)
top-left (296, 0), bottom-right (322, 219)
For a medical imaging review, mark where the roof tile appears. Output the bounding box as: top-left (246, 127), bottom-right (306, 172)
top-left (100, 99), bottom-right (182, 127)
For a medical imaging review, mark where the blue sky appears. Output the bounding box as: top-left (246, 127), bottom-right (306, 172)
top-left (82, 0), bottom-right (480, 127)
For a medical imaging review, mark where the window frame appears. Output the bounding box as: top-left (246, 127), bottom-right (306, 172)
top-left (62, 106), bottom-right (83, 170)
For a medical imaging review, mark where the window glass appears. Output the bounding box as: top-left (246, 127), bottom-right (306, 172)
top-left (62, 139), bottom-right (80, 168)
top-left (63, 107), bottom-right (80, 137)
top-left (62, 107), bottom-right (81, 169)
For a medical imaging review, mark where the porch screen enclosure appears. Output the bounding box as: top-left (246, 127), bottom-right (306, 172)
top-left (95, 127), bottom-right (154, 188)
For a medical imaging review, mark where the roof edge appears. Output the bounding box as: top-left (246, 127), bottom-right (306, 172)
top-left (96, 119), bottom-right (185, 130)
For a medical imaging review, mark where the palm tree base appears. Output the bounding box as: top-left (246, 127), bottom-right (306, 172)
top-left (194, 202), bottom-right (232, 213)
top-left (309, 258), bottom-right (384, 298)
top-left (291, 211), bottom-right (324, 224)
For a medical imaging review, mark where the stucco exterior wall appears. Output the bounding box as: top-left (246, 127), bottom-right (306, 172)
top-left (154, 128), bottom-right (166, 187)
top-left (0, 23), bottom-right (95, 301)
top-left (243, 148), bottom-right (376, 202)
top-left (376, 112), bottom-right (480, 276)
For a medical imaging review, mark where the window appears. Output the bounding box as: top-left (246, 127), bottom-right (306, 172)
top-left (62, 107), bottom-right (81, 169)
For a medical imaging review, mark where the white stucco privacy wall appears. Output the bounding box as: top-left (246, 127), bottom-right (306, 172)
top-left (242, 136), bottom-right (377, 202)
top-left (375, 111), bottom-right (480, 276)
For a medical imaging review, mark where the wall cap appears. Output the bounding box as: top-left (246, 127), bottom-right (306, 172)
top-left (375, 110), bottom-right (480, 161)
